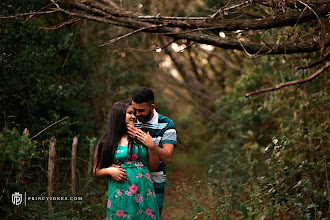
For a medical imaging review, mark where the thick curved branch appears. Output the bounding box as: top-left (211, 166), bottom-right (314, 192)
top-left (173, 32), bottom-right (328, 55)
top-left (58, 0), bottom-right (329, 31)
top-left (51, 9), bottom-right (328, 55)
top-left (244, 62), bottom-right (330, 97)
top-left (53, 0), bottom-right (329, 55)
top-left (136, 5), bottom-right (329, 31)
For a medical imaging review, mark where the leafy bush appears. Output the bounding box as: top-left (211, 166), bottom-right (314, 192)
top-left (0, 128), bottom-right (40, 218)
top-left (207, 56), bottom-right (329, 219)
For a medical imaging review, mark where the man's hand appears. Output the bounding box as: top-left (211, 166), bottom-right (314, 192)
top-left (109, 164), bottom-right (128, 182)
top-left (127, 124), bottom-right (138, 139)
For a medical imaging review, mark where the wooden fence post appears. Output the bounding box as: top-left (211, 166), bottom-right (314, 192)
top-left (83, 137), bottom-right (96, 191)
top-left (71, 136), bottom-right (78, 215)
top-left (47, 136), bottom-right (56, 215)
top-left (16, 128), bottom-right (29, 184)
top-left (71, 136), bottom-right (78, 197)
top-left (87, 138), bottom-right (94, 179)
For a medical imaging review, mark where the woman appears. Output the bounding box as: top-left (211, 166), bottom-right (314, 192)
top-left (93, 100), bottom-right (160, 220)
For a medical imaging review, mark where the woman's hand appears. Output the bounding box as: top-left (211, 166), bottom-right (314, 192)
top-left (136, 130), bottom-right (156, 149)
top-left (127, 124), bottom-right (138, 139)
top-left (108, 164), bottom-right (128, 182)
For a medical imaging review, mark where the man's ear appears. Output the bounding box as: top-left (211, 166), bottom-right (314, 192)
top-left (151, 104), bottom-right (156, 110)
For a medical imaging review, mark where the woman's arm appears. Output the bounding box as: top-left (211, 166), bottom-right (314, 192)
top-left (93, 142), bottom-right (128, 182)
top-left (136, 130), bottom-right (160, 171)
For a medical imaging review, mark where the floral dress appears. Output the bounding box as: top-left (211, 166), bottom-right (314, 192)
top-left (106, 144), bottom-right (160, 220)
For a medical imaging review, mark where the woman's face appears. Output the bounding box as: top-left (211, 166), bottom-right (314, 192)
top-left (125, 105), bottom-right (136, 126)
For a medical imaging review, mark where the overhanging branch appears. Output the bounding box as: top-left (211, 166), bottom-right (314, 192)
top-left (59, 0), bottom-right (329, 31)
top-left (244, 62), bottom-right (330, 97)
top-left (53, 0), bottom-right (329, 55)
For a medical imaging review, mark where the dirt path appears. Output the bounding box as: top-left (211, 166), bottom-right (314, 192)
top-left (161, 166), bottom-right (204, 220)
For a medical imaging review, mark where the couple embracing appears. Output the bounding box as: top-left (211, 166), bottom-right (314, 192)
top-left (93, 87), bottom-right (177, 219)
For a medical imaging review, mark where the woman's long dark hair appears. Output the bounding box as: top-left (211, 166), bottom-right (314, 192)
top-left (95, 100), bottom-right (136, 172)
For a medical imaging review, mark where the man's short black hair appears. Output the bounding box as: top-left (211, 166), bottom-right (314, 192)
top-left (132, 87), bottom-right (154, 104)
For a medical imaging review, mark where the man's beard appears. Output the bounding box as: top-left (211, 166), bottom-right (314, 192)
top-left (138, 110), bottom-right (152, 122)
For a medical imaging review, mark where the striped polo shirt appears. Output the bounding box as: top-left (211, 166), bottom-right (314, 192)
top-left (135, 109), bottom-right (177, 184)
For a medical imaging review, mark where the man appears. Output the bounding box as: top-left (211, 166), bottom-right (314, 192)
top-left (127, 87), bottom-right (177, 215)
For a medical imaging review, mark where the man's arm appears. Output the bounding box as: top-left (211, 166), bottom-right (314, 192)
top-left (138, 141), bottom-right (174, 165)
top-left (158, 124), bottom-right (177, 165)
top-left (154, 143), bottom-right (174, 165)
top-left (142, 142), bottom-right (174, 165)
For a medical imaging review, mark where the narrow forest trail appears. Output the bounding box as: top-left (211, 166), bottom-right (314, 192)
top-left (161, 165), bottom-right (206, 220)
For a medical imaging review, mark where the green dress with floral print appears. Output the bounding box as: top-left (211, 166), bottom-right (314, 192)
top-left (106, 144), bottom-right (160, 220)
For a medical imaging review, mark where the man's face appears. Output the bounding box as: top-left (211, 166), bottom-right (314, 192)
top-left (132, 101), bottom-right (154, 122)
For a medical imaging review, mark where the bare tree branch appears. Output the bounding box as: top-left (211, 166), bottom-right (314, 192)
top-left (161, 38), bottom-right (217, 100)
top-left (39, 17), bottom-right (80, 30)
top-left (158, 67), bottom-right (215, 103)
top-left (100, 0), bottom-right (121, 9)
top-left (297, 0), bottom-right (321, 24)
top-left (187, 46), bottom-right (203, 82)
top-left (0, 9), bottom-right (59, 19)
top-left (155, 74), bottom-right (214, 114)
top-left (244, 62), bottom-right (330, 97)
top-left (52, 0), bottom-right (329, 55)
top-left (135, 5), bottom-right (329, 31)
top-left (255, 0), bottom-right (328, 8)
top-left (210, 0), bottom-right (252, 19)
top-left (204, 49), bottom-right (248, 74)
top-left (295, 49), bottom-right (330, 70)
top-left (98, 26), bottom-right (150, 47)
top-left (123, 38), bottom-right (176, 52)
top-left (29, 116), bottom-right (69, 141)
top-left (7, 1), bottom-right (329, 56)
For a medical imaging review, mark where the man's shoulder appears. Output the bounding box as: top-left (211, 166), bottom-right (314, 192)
top-left (157, 113), bottom-right (175, 128)
top-left (157, 113), bottom-right (174, 123)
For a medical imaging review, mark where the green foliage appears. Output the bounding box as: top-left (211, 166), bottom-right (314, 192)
top-left (0, 3), bottom-right (96, 143)
top-left (207, 56), bottom-right (330, 219)
top-left (0, 128), bottom-right (40, 218)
